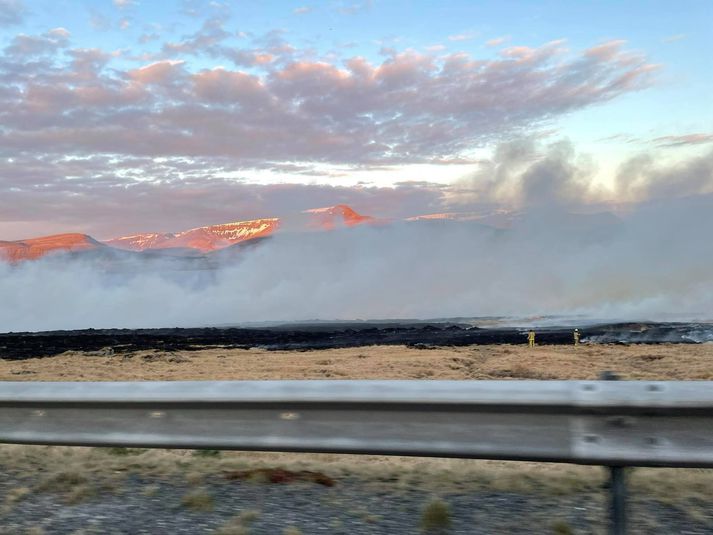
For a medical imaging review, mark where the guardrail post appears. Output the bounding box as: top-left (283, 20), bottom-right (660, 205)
top-left (601, 371), bottom-right (627, 535)
top-left (609, 465), bottom-right (627, 535)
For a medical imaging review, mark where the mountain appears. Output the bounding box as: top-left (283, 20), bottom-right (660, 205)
top-left (105, 205), bottom-right (376, 252)
top-left (0, 204), bottom-right (623, 264)
top-left (0, 204), bottom-right (375, 262)
top-left (302, 204), bottom-right (375, 230)
top-left (0, 233), bottom-right (104, 262)
top-left (105, 218), bottom-right (280, 253)
top-left (405, 210), bottom-right (519, 229)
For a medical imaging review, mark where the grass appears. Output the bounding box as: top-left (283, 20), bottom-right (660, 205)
top-left (36, 471), bottom-right (88, 493)
top-left (2, 444), bottom-right (712, 505)
top-left (213, 510), bottom-right (261, 534)
top-left (1, 486), bottom-right (32, 514)
top-left (4, 486), bottom-right (31, 504)
top-left (193, 449), bottom-right (222, 458)
top-left (65, 484), bottom-right (96, 505)
top-left (4, 343), bottom-right (713, 382)
top-left (106, 447), bottom-right (146, 456)
top-left (551, 519), bottom-right (574, 535)
top-left (181, 489), bottom-right (214, 512)
top-left (420, 498), bottom-right (451, 532)
top-left (33, 471), bottom-right (98, 505)
top-left (141, 484), bottom-right (160, 497)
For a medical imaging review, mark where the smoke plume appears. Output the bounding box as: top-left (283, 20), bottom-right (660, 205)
top-left (1, 142), bottom-right (712, 332)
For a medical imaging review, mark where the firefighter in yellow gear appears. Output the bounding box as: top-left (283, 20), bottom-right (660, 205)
top-left (574, 328), bottom-right (580, 346)
top-left (527, 330), bottom-right (535, 348)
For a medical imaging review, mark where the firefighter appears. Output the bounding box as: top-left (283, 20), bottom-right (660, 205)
top-left (527, 330), bottom-right (535, 348)
top-left (574, 328), bottom-right (580, 346)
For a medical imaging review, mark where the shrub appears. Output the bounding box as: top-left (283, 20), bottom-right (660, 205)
top-left (36, 471), bottom-right (87, 492)
top-left (551, 520), bottom-right (574, 535)
top-left (213, 510), bottom-right (261, 535)
top-left (181, 489), bottom-right (214, 511)
top-left (420, 498), bottom-right (451, 532)
top-left (106, 447), bottom-right (145, 456)
top-left (193, 449), bottom-right (221, 458)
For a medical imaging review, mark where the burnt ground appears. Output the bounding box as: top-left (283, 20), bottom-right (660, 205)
top-left (0, 321), bottom-right (711, 361)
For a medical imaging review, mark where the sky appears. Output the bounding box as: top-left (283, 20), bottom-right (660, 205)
top-left (0, 0), bottom-right (711, 239)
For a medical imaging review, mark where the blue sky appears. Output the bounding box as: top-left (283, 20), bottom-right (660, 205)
top-left (0, 0), bottom-right (711, 238)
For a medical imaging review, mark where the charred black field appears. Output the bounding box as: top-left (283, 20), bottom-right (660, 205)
top-left (1, 321), bottom-right (711, 361)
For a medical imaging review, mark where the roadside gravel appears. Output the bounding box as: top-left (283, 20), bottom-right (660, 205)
top-left (1, 471), bottom-right (712, 534)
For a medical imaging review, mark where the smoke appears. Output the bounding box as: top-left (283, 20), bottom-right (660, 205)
top-left (1, 141), bottom-right (713, 332)
top-left (1, 193), bottom-right (712, 332)
top-left (450, 139), bottom-right (713, 209)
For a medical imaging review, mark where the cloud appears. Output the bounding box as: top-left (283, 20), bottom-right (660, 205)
top-left (448, 32), bottom-right (476, 42)
top-left (3, 28), bottom-right (70, 57)
top-left (0, 158), bottom-right (444, 239)
top-left (485, 35), bottom-right (509, 47)
top-left (662, 34), bottom-right (686, 43)
top-left (653, 133), bottom-right (713, 148)
top-left (0, 28), bottom-right (663, 237)
top-left (0, 32), bottom-right (659, 171)
top-left (128, 59), bottom-right (185, 84)
top-left (293, 6), bottom-right (311, 15)
top-left (0, 0), bottom-right (24, 26)
top-left (113, 0), bottom-right (134, 8)
top-left (161, 16), bottom-right (230, 56)
top-left (89, 11), bottom-right (111, 31)
top-left (336, 0), bottom-right (372, 15)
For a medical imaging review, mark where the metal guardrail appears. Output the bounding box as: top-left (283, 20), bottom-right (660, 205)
top-left (1, 379), bottom-right (712, 534)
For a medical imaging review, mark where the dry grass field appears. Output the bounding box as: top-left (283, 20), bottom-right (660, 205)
top-left (1, 343), bottom-right (712, 382)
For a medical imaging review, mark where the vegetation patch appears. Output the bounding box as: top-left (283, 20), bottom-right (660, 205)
top-left (36, 471), bottom-right (88, 493)
top-left (193, 449), bottom-right (222, 458)
top-left (224, 467), bottom-right (336, 487)
top-left (213, 510), bottom-right (260, 535)
top-left (551, 519), bottom-right (574, 535)
top-left (106, 447), bottom-right (147, 456)
top-left (181, 489), bottom-right (214, 512)
top-left (420, 498), bottom-right (451, 532)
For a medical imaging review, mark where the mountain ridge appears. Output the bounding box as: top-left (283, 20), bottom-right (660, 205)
top-left (0, 204), bottom-right (375, 262)
top-left (0, 205), bottom-right (623, 263)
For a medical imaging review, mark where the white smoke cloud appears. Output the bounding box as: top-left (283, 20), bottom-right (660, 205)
top-left (1, 192), bottom-right (712, 332)
top-left (2, 142), bottom-right (712, 332)
top-left (450, 139), bottom-right (713, 209)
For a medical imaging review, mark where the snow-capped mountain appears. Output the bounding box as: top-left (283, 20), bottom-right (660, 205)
top-left (0, 233), bottom-right (104, 262)
top-left (105, 218), bottom-right (280, 252)
top-left (0, 205), bottom-right (376, 262)
top-left (302, 204), bottom-right (375, 230)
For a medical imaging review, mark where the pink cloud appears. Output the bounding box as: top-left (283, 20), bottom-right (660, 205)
top-left (192, 68), bottom-right (267, 104)
top-left (653, 133), bottom-right (713, 147)
top-left (128, 60), bottom-right (185, 84)
top-left (585, 39), bottom-right (628, 60)
top-left (0, 30), bottom-right (660, 201)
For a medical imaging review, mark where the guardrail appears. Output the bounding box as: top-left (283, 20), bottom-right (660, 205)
top-left (1, 379), bottom-right (712, 534)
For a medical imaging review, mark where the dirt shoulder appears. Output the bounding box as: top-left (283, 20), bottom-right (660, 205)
top-left (1, 343), bottom-right (711, 381)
